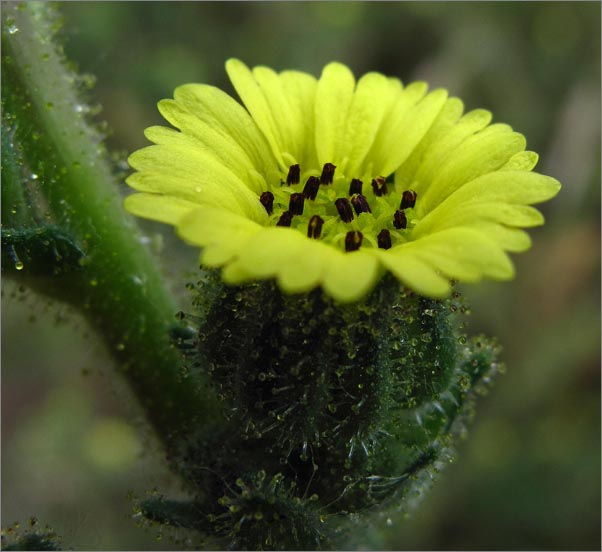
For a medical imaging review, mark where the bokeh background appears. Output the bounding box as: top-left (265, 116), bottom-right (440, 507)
top-left (2, 2), bottom-right (600, 550)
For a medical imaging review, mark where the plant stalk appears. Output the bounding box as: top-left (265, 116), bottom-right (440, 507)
top-left (1, 1), bottom-right (219, 449)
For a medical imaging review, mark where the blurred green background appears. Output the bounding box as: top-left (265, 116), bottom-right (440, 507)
top-left (2, 2), bottom-right (600, 550)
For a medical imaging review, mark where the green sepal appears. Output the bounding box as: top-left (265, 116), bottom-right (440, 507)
top-left (1, 520), bottom-right (61, 551)
top-left (146, 272), bottom-right (502, 549)
top-left (1, 226), bottom-right (85, 275)
top-left (141, 497), bottom-right (210, 531)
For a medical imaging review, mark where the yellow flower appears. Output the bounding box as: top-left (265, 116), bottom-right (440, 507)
top-left (125, 59), bottom-right (560, 302)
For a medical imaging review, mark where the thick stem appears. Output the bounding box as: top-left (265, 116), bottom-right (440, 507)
top-left (1, 2), bottom-right (219, 448)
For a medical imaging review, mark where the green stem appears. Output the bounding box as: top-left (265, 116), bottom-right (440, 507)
top-left (1, 2), bottom-right (219, 448)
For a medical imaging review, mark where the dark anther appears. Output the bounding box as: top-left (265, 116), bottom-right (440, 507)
top-left (400, 189), bottom-right (417, 210)
top-left (350, 194), bottom-right (372, 215)
top-left (286, 164), bottom-right (301, 185)
top-left (320, 162), bottom-right (336, 184)
top-left (302, 176), bottom-right (320, 200)
top-left (345, 230), bottom-right (363, 252)
top-left (393, 209), bottom-right (407, 229)
top-left (277, 211), bottom-right (293, 227)
top-left (349, 178), bottom-right (363, 195)
top-left (289, 193), bottom-right (305, 216)
top-left (260, 191), bottom-right (274, 215)
top-left (377, 229), bottom-right (392, 250)
top-left (371, 176), bottom-right (387, 197)
top-left (307, 215), bottom-right (324, 239)
top-left (335, 198), bottom-right (354, 223)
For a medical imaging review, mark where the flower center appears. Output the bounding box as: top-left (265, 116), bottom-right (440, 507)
top-left (260, 163), bottom-right (418, 252)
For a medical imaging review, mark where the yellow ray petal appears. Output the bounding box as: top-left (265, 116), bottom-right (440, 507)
top-left (469, 222), bottom-right (532, 253)
top-left (123, 193), bottom-right (199, 225)
top-left (177, 207), bottom-right (263, 266)
top-left (277, 239), bottom-right (329, 293)
top-left (252, 66), bottom-right (314, 165)
top-left (322, 249), bottom-right (380, 302)
top-left (500, 150), bottom-right (539, 171)
top-left (408, 108), bottom-right (492, 197)
top-left (126, 172), bottom-right (242, 216)
top-left (424, 170), bottom-right (560, 220)
top-left (173, 84), bottom-right (280, 182)
top-left (226, 58), bottom-right (286, 169)
top-left (144, 123), bottom-right (266, 195)
top-left (395, 97), bottom-right (465, 190)
top-left (408, 227), bottom-right (514, 281)
top-left (379, 249), bottom-right (451, 298)
top-left (315, 62), bottom-right (356, 167)
top-left (340, 72), bottom-right (397, 177)
top-left (279, 70), bottom-right (319, 169)
top-left (413, 203), bottom-right (545, 237)
top-left (419, 124), bottom-right (527, 213)
top-left (128, 145), bottom-right (268, 223)
top-left (226, 227), bottom-right (329, 294)
top-left (232, 227), bottom-right (305, 278)
top-left (371, 87), bottom-right (448, 177)
top-left (366, 81), bottom-right (428, 176)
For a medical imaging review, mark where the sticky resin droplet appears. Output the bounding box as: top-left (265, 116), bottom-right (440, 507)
top-left (15, 260), bottom-right (24, 271)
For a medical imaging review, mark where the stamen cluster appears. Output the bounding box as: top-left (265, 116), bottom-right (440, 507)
top-left (260, 163), bottom-right (418, 252)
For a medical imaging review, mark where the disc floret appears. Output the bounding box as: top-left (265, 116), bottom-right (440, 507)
top-left (265, 162), bottom-right (418, 253)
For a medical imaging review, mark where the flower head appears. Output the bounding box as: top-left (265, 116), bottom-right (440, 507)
top-left (125, 59), bottom-right (560, 302)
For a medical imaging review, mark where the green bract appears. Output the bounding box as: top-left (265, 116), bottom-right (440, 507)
top-left (125, 59), bottom-right (560, 301)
